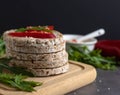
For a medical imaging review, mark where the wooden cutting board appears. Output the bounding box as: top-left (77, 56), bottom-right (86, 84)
top-left (0, 60), bottom-right (97, 95)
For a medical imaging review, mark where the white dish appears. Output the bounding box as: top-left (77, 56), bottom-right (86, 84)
top-left (63, 34), bottom-right (97, 51)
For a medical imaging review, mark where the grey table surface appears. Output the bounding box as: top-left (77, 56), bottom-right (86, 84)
top-left (66, 68), bottom-right (120, 95)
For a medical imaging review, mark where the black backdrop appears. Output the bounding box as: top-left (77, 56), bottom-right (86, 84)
top-left (0, 0), bottom-right (120, 39)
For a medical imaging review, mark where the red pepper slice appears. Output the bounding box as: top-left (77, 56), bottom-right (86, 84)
top-left (47, 26), bottom-right (54, 30)
top-left (9, 31), bottom-right (56, 38)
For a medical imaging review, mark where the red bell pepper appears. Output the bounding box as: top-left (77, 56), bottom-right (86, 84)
top-left (9, 30), bottom-right (56, 38)
top-left (95, 40), bottom-right (120, 59)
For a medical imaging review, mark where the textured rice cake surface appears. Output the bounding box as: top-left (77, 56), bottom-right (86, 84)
top-left (9, 53), bottom-right (68, 68)
top-left (26, 63), bottom-right (69, 76)
top-left (3, 29), bottom-right (65, 53)
top-left (6, 49), bottom-right (67, 61)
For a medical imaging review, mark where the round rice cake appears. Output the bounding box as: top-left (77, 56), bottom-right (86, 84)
top-left (9, 53), bottom-right (68, 68)
top-left (5, 41), bottom-right (65, 54)
top-left (6, 49), bottom-right (67, 61)
top-left (27, 63), bottom-right (69, 76)
top-left (3, 29), bottom-right (65, 53)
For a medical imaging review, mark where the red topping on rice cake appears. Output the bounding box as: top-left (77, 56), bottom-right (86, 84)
top-left (8, 26), bottom-right (56, 38)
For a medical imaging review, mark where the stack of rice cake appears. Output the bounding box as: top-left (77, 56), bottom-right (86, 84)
top-left (3, 27), bottom-right (69, 76)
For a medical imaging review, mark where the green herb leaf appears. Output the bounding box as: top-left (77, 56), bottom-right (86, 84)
top-left (0, 36), bottom-right (5, 57)
top-left (0, 58), bottom-right (42, 92)
top-left (15, 28), bottom-right (27, 32)
top-left (0, 58), bottom-right (34, 77)
top-left (16, 26), bottom-right (52, 32)
top-left (68, 46), bottom-right (118, 70)
top-left (0, 73), bottom-right (42, 92)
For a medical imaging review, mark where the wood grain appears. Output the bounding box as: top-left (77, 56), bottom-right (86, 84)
top-left (0, 60), bottom-right (97, 95)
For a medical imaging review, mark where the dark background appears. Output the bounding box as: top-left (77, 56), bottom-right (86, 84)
top-left (0, 0), bottom-right (120, 40)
